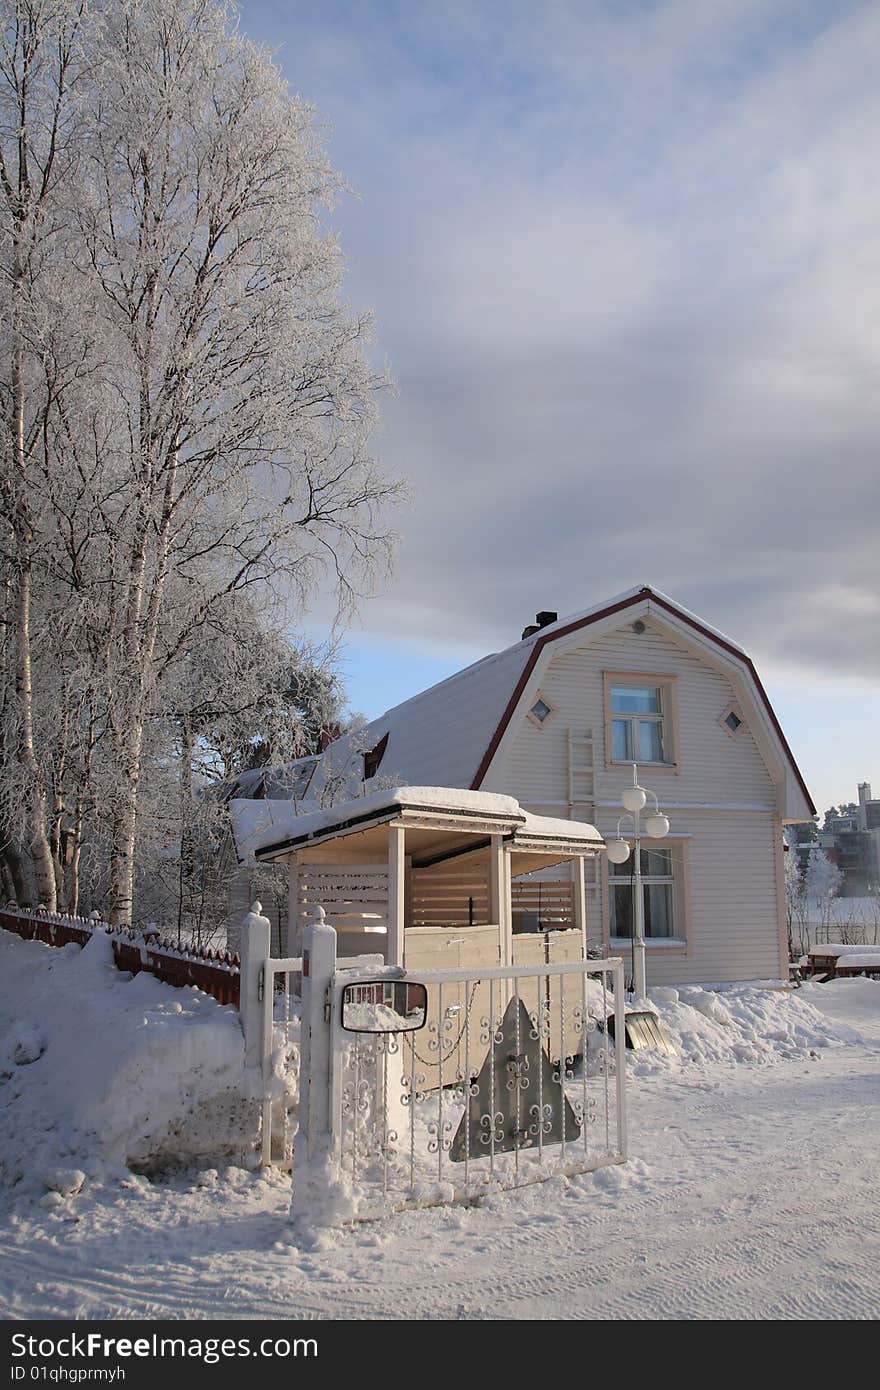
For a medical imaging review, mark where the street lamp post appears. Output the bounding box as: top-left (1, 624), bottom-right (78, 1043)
top-left (605, 763), bottom-right (670, 1002)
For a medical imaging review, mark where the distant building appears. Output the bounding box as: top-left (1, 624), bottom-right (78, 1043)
top-left (818, 782), bottom-right (880, 896)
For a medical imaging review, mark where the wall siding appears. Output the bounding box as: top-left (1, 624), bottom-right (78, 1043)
top-left (491, 620), bottom-right (784, 984)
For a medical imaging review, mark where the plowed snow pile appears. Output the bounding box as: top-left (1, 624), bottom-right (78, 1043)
top-left (0, 929), bottom-right (255, 1202)
top-left (635, 982), bottom-right (864, 1071)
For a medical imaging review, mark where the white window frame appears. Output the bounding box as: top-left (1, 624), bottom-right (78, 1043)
top-left (603, 671), bottom-right (679, 772)
top-left (605, 839), bottom-right (689, 949)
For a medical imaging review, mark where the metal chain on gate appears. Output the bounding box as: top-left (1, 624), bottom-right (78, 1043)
top-left (406, 979), bottom-right (481, 1069)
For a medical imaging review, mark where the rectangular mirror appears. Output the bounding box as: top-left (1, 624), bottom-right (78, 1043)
top-left (341, 980), bottom-right (427, 1033)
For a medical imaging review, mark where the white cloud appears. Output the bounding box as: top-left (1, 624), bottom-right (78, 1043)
top-left (242, 0), bottom-right (880, 679)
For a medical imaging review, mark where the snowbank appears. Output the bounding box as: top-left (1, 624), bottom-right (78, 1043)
top-left (632, 982), bottom-right (864, 1072)
top-left (0, 928), bottom-right (257, 1201)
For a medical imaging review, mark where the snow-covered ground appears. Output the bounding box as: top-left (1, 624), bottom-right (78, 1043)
top-left (1, 928), bottom-right (879, 1320)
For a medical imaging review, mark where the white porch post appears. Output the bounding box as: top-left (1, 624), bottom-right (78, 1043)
top-left (573, 854), bottom-right (588, 959)
top-left (285, 852), bottom-right (300, 957)
top-left (503, 848), bottom-right (513, 968)
top-left (489, 833), bottom-right (511, 967)
top-left (388, 824), bottom-right (406, 966)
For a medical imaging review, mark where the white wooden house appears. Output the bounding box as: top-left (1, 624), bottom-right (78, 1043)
top-left (229, 585), bottom-right (815, 986)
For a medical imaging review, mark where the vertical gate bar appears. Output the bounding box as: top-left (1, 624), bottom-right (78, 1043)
top-left (282, 972), bottom-right (290, 1165)
top-left (437, 982), bottom-right (444, 1183)
top-left (559, 967), bottom-right (567, 1160)
top-left (537, 971), bottom-right (544, 1164)
top-left (352, 1036), bottom-right (361, 1185)
top-left (260, 962), bottom-right (274, 1167)
top-left (382, 1036), bottom-right (389, 1200)
top-left (488, 977), bottom-right (496, 1175)
top-left (463, 978), bottom-right (471, 1187)
top-left (409, 1031), bottom-right (417, 1191)
top-left (581, 967), bottom-right (588, 1160)
top-left (613, 961), bottom-right (627, 1160)
top-left (513, 975), bottom-right (520, 1181)
top-left (602, 967), bottom-right (611, 1153)
top-left (329, 980), bottom-right (343, 1194)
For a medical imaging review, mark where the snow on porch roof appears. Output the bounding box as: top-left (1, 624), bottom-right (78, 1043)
top-left (232, 786), bottom-right (604, 862)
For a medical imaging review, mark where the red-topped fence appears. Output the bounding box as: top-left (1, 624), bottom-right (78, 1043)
top-left (0, 907), bottom-right (241, 1007)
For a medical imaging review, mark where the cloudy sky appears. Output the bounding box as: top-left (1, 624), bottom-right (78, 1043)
top-left (241, 0), bottom-right (879, 816)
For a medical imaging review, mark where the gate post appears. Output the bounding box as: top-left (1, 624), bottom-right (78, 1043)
top-left (291, 908), bottom-right (339, 1222)
top-left (239, 900), bottom-right (271, 1073)
top-left (299, 907), bottom-right (337, 1154)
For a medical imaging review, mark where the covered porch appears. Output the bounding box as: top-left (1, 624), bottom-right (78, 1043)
top-left (251, 786), bottom-right (605, 974)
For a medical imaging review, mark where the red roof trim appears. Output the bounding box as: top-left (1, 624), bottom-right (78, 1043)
top-left (470, 587), bottom-right (816, 817)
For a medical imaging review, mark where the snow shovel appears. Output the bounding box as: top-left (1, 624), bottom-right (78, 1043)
top-left (606, 1010), bottom-right (676, 1054)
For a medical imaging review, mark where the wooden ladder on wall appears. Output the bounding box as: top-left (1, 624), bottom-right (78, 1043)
top-left (567, 727), bottom-right (602, 926)
top-left (567, 726), bottom-right (595, 817)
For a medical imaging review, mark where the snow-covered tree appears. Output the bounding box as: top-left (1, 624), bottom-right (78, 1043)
top-left (784, 835), bottom-right (808, 960)
top-left (805, 848), bottom-right (843, 903)
top-left (0, 0), bottom-right (93, 909)
top-left (805, 847), bottom-right (843, 945)
top-left (0, 0), bottom-right (401, 925)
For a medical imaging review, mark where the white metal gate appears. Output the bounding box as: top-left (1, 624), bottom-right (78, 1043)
top-left (326, 956), bottom-right (626, 1218)
top-left (245, 911), bottom-right (628, 1223)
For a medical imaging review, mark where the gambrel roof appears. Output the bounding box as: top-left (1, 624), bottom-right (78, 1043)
top-left (300, 585), bottom-right (816, 820)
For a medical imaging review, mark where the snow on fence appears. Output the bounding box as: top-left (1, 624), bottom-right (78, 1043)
top-left (0, 906), bottom-right (241, 1007)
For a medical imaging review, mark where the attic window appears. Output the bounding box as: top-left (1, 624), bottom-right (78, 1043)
top-left (527, 693), bottom-right (557, 728)
top-left (719, 705), bottom-right (744, 738)
top-left (363, 732), bottom-right (389, 780)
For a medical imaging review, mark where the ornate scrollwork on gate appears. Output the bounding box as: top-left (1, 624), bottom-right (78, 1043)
top-left (450, 996), bottom-right (581, 1162)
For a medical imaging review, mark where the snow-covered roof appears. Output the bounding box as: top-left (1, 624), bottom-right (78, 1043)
top-left (230, 786), bottom-right (604, 862)
top-left (306, 644), bottom-right (536, 796)
top-left (514, 583), bottom-right (748, 659)
top-left (239, 786), bottom-right (525, 859)
top-left (227, 799), bottom-right (308, 863)
top-left (322, 585), bottom-right (792, 780)
top-left (296, 587), bottom-right (656, 797)
top-left (233, 584), bottom-right (813, 819)
top-left (514, 812), bottom-right (604, 849)
top-left (225, 760), bottom-right (317, 803)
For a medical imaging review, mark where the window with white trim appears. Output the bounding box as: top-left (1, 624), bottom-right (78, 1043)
top-left (609, 845), bottom-right (684, 942)
top-left (609, 679), bottom-right (674, 765)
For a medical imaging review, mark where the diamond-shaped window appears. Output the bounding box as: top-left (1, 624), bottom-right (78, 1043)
top-left (724, 711), bottom-right (742, 733)
top-left (527, 694), bottom-right (557, 728)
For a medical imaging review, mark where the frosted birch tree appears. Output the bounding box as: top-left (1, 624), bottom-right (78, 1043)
top-left (0, 0), bottom-right (400, 924)
top-left (0, 0), bottom-right (90, 909)
top-left (79, 0), bottom-right (397, 924)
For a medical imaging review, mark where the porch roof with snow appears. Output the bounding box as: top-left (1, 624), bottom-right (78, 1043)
top-left (245, 786), bottom-right (604, 869)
